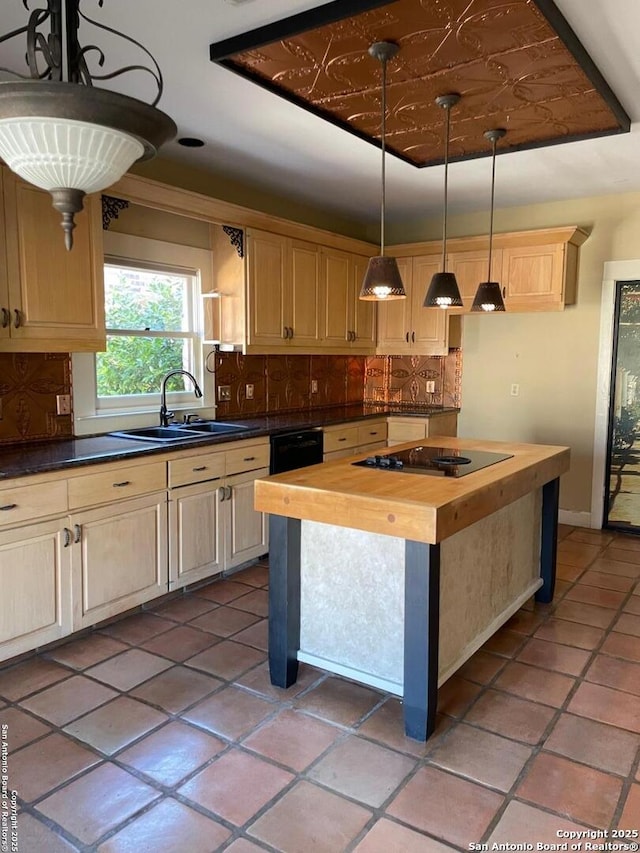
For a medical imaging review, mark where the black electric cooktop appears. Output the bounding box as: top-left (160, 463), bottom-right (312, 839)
top-left (352, 446), bottom-right (514, 477)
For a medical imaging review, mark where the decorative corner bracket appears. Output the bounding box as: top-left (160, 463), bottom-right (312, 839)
top-left (222, 226), bottom-right (244, 258)
top-left (102, 195), bottom-right (130, 230)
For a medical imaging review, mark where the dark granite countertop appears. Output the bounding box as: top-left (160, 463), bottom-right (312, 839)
top-left (0, 404), bottom-right (458, 481)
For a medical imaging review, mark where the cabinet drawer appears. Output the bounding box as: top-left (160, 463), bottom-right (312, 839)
top-left (169, 450), bottom-right (225, 488)
top-left (387, 420), bottom-right (427, 443)
top-left (323, 426), bottom-right (360, 453)
top-left (0, 480), bottom-right (67, 526)
top-left (226, 443), bottom-right (270, 476)
top-left (357, 421), bottom-right (388, 446)
top-left (68, 461), bottom-right (166, 509)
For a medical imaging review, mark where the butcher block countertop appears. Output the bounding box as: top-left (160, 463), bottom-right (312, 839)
top-left (254, 437), bottom-right (570, 544)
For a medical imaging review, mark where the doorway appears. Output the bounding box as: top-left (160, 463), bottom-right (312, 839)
top-left (603, 280), bottom-right (640, 532)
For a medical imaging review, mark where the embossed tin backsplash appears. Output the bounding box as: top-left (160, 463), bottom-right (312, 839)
top-left (364, 350), bottom-right (462, 409)
top-left (0, 353), bottom-right (73, 444)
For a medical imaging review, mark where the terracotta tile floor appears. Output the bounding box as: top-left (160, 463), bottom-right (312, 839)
top-left (1, 529), bottom-right (640, 852)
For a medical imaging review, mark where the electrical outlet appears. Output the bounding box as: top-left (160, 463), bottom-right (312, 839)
top-left (217, 385), bottom-right (231, 401)
top-left (311, 379), bottom-right (318, 394)
top-left (425, 380), bottom-right (436, 393)
top-left (510, 383), bottom-right (520, 397)
top-left (56, 394), bottom-right (71, 415)
top-left (246, 384), bottom-right (254, 400)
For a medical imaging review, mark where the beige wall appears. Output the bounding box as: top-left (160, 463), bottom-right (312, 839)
top-left (131, 157), bottom-right (372, 242)
top-left (389, 190), bottom-right (640, 517)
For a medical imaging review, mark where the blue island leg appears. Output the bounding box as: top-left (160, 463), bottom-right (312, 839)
top-left (404, 540), bottom-right (441, 741)
top-left (268, 514), bottom-right (301, 688)
top-left (536, 477), bottom-right (560, 604)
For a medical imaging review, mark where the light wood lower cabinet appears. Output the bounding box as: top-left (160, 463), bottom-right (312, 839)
top-left (225, 467), bottom-right (270, 571)
top-left (386, 413), bottom-right (458, 446)
top-left (323, 419), bottom-right (388, 461)
top-left (71, 491), bottom-right (168, 629)
top-left (0, 518), bottom-right (72, 659)
top-left (169, 480), bottom-right (224, 589)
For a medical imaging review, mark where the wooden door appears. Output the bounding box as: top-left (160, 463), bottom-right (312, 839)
top-left (501, 243), bottom-right (566, 310)
top-left (72, 492), bottom-right (168, 628)
top-left (169, 480), bottom-right (223, 589)
top-left (411, 257), bottom-right (449, 354)
top-left (246, 229), bottom-right (289, 347)
top-left (376, 256), bottom-right (412, 353)
top-left (351, 254), bottom-right (376, 349)
top-left (3, 170), bottom-right (105, 352)
top-left (290, 239), bottom-right (321, 346)
top-left (225, 468), bottom-right (269, 570)
top-left (322, 248), bottom-right (351, 346)
top-left (0, 518), bottom-right (72, 659)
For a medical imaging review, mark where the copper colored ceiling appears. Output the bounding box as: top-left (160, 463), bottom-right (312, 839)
top-left (210, 0), bottom-right (630, 167)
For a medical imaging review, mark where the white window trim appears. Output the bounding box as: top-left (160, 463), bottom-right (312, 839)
top-left (73, 232), bottom-right (217, 436)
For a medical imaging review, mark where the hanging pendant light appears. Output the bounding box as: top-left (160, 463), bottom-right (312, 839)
top-left (424, 94), bottom-right (463, 309)
top-left (472, 129), bottom-right (507, 312)
top-left (0, 1), bottom-right (176, 250)
top-left (359, 41), bottom-right (406, 301)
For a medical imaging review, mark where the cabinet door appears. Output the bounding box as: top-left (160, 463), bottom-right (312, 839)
top-left (72, 492), bottom-right (168, 628)
top-left (321, 248), bottom-right (351, 346)
top-left (225, 468), bottom-right (269, 570)
top-left (290, 239), bottom-right (321, 346)
top-left (425, 413), bottom-right (458, 438)
top-left (351, 254), bottom-right (376, 348)
top-left (411, 257), bottom-right (448, 354)
top-left (501, 243), bottom-right (566, 310)
top-left (169, 480), bottom-right (223, 589)
top-left (3, 170), bottom-right (105, 352)
top-left (376, 257), bottom-right (412, 353)
top-left (448, 249), bottom-right (503, 313)
top-left (247, 229), bottom-right (289, 347)
top-left (0, 171), bottom-right (9, 342)
top-left (0, 518), bottom-right (72, 660)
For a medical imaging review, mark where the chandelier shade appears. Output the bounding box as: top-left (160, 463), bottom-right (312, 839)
top-left (359, 255), bottom-right (406, 301)
top-left (359, 41), bottom-right (406, 302)
top-left (0, 3), bottom-right (177, 249)
top-left (424, 94), bottom-right (463, 309)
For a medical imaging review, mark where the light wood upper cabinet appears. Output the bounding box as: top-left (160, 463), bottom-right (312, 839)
top-left (290, 239), bottom-right (322, 346)
top-left (447, 249), bottom-right (502, 313)
top-left (246, 228), bottom-right (288, 348)
top-left (1, 168), bottom-right (105, 352)
top-left (377, 256), bottom-right (450, 355)
top-left (321, 249), bottom-right (376, 350)
top-left (501, 243), bottom-right (568, 310)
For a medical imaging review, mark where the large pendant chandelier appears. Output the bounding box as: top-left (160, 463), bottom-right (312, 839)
top-left (0, 0), bottom-right (176, 249)
top-left (359, 41), bottom-right (406, 302)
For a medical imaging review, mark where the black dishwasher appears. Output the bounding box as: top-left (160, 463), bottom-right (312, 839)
top-left (270, 429), bottom-right (324, 474)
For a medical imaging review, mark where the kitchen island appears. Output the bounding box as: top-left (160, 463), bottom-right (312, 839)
top-left (254, 437), bottom-right (569, 741)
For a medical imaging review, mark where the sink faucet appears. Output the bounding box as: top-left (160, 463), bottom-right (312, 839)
top-left (160, 370), bottom-right (203, 426)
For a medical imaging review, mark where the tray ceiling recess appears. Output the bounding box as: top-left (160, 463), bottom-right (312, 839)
top-left (209, 0), bottom-right (630, 168)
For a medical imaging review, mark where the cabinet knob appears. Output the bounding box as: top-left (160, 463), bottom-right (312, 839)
top-left (13, 309), bottom-right (21, 329)
top-left (63, 527), bottom-right (72, 548)
top-left (1, 308), bottom-right (9, 328)
top-left (74, 524), bottom-right (82, 543)
top-left (226, 485), bottom-right (232, 500)
top-left (219, 486), bottom-right (226, 500)
top-left (411, 331), bottom-right (415, 343)
top-left (289, 326), bottom-right (294, 339)
top-left (405, 332), bottom-right (409, 343)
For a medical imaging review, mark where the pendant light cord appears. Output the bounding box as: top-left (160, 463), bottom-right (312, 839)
top-left (441, 103), bottom-right (450, 272)
top-left (380, 55), bottom-right (387, 258)
top-left (487, 135), bottom-right (497, 282)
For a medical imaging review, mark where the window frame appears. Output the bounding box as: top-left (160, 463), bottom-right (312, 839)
top-left (73, 231), bottom-right (216, 436)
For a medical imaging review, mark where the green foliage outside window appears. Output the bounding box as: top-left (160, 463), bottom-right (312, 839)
top-left (96, 268), bottom-right (191, 398)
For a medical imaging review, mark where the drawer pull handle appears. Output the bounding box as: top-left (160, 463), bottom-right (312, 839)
top-left (63, 527), bottom-right (72, 548)
top-left (192, 466), bottom-right (207, 472)
top-left (1, 308), bottom-right (9, 328)
top-left (243, 456), bottom-right (256, 461)
top-left (338, 437), bottom-right (347, 442)
top-left (0, 503), bottom-right (17, 511)
top-left (113, 480), bottom-right (131, 487)
top-left (74, 524), bottom-right (82, 543)
top-left (370, 431), bottom-right (378, 436)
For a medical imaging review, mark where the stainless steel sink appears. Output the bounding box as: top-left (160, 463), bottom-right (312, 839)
top-left (110, 426), bottom-right (204, 442)
top-left (181, 422), bottom-right (249, 434)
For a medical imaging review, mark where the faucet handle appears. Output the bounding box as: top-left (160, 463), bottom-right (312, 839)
top-left (183, 413), bottom-right (200, 424)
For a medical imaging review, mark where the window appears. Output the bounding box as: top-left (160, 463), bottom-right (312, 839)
top-left (96, 260), bottom-right (200, 410)
top-left (73, 232), bottom-right (215, 435)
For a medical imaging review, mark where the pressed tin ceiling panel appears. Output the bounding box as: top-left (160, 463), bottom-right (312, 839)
top-left (210, 0), bottom-right (630, 167)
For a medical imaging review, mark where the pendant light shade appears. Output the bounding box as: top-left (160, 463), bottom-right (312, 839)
top-left (359, 41), bottom-right (406, 302)
top-left (424, 94), bottom-right (463, 309)
top-left (0, 1), bottom-right (176, 250)
top-left (471, 128), bottom-right (507, 313)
